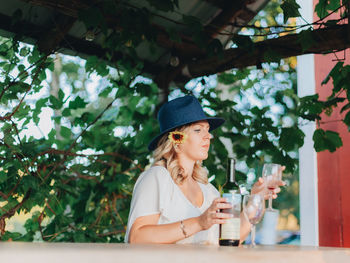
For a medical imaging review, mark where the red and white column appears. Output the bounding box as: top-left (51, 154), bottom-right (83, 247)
top-left (297, 0), bottom-right (350, 247)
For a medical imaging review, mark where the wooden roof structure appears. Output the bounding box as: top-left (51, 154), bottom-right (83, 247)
top-left (0, 0), bottom-right (268, 85)
top-left (0, 0), bottom-right (349, 90)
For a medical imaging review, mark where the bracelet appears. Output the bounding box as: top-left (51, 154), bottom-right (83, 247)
top-left (180, 220), bottom-right (188, 238)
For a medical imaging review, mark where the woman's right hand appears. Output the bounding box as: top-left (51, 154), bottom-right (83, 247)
top-left (198, 197), bottom-right (232, 230)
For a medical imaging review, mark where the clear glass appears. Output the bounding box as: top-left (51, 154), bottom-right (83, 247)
top-left (262, 163), bottom-right (282, 211)
top-left (243, 194), bottom-right (265, 247)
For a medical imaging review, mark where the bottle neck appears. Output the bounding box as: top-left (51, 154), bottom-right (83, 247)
top-left (228, 158), bottom-right (236, 183)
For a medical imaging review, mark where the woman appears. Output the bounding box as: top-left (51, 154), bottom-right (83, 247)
top-left (125, 95), bottom-right (283, 244)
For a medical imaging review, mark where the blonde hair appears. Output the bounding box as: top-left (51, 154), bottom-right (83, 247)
top-left (152, 124), bottom-right (208, 185)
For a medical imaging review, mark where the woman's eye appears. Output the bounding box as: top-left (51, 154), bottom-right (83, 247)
top-left (194, 129), bottom-right (201, 132)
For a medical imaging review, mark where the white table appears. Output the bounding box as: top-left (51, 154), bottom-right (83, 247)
top-left (1, 242), bottom-right (350, 263)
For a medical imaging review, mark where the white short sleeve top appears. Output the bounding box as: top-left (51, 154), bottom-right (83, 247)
top-left (124, 166), bottom-right (220, 244)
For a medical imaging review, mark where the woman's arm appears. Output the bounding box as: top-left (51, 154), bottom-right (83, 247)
top-left (129, 214), bottom-right (202, 244)
top-left (129, 197), bottom-right (231, 244)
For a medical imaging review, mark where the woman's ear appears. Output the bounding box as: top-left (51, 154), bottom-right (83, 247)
top-left (174, 144), bottom-right (180, 153)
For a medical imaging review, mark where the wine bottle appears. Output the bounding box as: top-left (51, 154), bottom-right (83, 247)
top-left (219, 192), bottom-right (241, 246)
top-left (219, 158), bottom-right (241, 246)
top-left (223, 158), bottom-right (240, 194)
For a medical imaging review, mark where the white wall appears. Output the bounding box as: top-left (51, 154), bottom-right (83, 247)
top-left (296, 0), bottom-right (319, 246)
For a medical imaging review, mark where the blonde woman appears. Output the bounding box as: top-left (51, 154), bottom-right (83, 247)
top-left (125, 96), bottom-right (283, 244)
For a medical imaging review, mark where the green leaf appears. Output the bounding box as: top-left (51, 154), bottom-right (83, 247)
top-left (75, 112), bottom-right (95, 125)
top-left (58, 89), bottom-right (65, 102)
top-left (69, 96), bottom-right (87, 110)
top-left (344, 111), bottom-right (350, 127)
top-left (47, 129), bottom-right (56, 143)
top-left (28, 47), bottom-right (41, 64)
top-left (232, 34), bottom-right (254, 52)
top-left (340, 103), bottom-right (350, 114)
top-left (0, 170), bottom-right (6, 183)
top-left (62, 108), bottom-right (71, 117)
top-left (324, 61), bottom-right (344, 85)
top-left (281, 0), bottom-right (301, 23)
top-left (315, 0), bottom-right (328, 19)
top-left (280, 127), bottom-right (305, 151)
top-left (298, 28), bottom-right (316, 52)
top-left (327, 0), bottom-right (341, 10)
top-left (19, 47), bottom-right (30, 57)
top-left (38, 70), bottom-right (47, 82)
top-left (85, 56), bottom-right (99, 74)
top-left (49, 95), bottom-right (63, 110)
top-left (298, 94), bottom-right (323, 121)
top-left (99, 86), bottom-right (113, 98)
top-left (95, 60), bottom-right (109, 77)
top-left (313, 129), bottom-right (342, 152)
top-left (60, 126), bottom-right (72, 138)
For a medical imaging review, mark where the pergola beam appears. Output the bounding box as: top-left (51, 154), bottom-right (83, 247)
top-left (183, 24), bottom-right (350, 79)
top-left (204, 0), bottom-right (252, 36)
top-left (21, 0), bottom-right (206, 59)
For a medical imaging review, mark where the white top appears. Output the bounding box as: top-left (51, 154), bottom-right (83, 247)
top-left (125, 166), bottom-right (220, 244)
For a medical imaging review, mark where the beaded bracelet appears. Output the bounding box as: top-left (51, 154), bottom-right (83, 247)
top-left (180, 220), bottom-right (188, 238)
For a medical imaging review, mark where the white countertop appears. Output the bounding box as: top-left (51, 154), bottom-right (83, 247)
top-left (1, 242), bottom-right (350, 263)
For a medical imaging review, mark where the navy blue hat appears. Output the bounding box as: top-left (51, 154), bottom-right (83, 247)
top-left (148, 96), bottom-right (225, 151)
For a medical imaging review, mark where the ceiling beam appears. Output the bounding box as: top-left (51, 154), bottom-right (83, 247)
top-left (21, 0), bottom-right (206, 59)
top-left (203, 0), bottom-right (233, 9)
top-left (204, 0), bottom-right (254, 37)
top-left (0, 12), bottom-right (163, 76)
top-left (181, 24), bottom-right (350, 80)
top-left (37, 14), bottom-right (76, 54)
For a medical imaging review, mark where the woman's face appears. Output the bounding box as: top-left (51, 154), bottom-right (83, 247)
top-left (177, 120), bottom-right (212, 162)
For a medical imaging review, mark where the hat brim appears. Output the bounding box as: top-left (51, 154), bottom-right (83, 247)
top-left (148, 117), bottom-right (225, 151)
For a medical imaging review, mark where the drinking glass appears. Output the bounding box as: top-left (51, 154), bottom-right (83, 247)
top-left (262, 163), bottom-right (282, 211)
top-left (243, 194), bottom-right (265, 247)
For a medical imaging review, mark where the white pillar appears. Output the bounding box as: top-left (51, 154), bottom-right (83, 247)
top-left (296, 0), bottom-right (319, 246)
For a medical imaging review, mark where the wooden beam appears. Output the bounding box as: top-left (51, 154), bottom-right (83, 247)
top-left (203, 0), bottom-right (232, 9)
top-left (21, 0), bottom-right (87, 17)
top-left (204, 0), bottom-right (253, 36)
top-left (21, 0), bottom-right (206, 59)
top-left (37, 14), bottom-right (76, 54)
top-left (0, 12), bottom-right (163, 77)
top-left (180, 24), bottom-right (350, 79)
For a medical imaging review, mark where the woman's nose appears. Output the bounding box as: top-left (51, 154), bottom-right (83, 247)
top-left (204, 131), bottom-right (212, 139)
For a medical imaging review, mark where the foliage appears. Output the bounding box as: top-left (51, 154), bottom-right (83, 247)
top-left (0, 0), bottom-right (349, 243)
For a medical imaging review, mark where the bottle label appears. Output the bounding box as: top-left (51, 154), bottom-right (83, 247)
top-left (220, 218), bottom-right (240, 240)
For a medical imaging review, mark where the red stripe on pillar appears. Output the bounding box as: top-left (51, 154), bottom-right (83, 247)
top-left (313, 0), bottom-right (350, 247)
top-left (314, 39), bottom-right (350, 248)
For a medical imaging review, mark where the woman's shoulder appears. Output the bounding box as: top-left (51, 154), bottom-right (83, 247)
top-left (136, 165), bottom-right (171, 186)
top-left (142, 165), bottom-right (170, 178)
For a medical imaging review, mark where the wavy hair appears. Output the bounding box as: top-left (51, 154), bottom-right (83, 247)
top-left (152, 124), bottom-right (208, 185)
